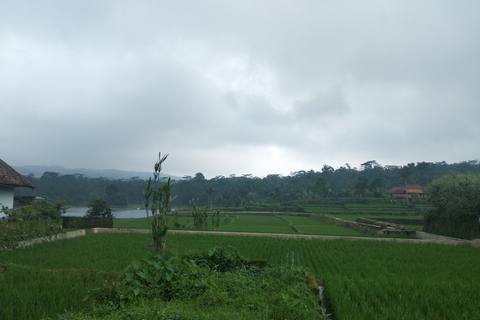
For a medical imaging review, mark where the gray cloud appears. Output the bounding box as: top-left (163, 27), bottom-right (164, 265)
top-left (1, 0), bottom-right (479, 178)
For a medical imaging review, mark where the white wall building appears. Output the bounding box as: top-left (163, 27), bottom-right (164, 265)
top-left (0, 159), bottom-right (35, 216)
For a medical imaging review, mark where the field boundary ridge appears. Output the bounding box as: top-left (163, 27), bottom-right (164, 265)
top-left (16, 230), bottom-right (86, 249)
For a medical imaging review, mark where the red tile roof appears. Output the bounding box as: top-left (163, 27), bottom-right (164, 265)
top-left (0, 159), bottom-right (35, 188)
top-left (386, 185), bottom-right (427, 195)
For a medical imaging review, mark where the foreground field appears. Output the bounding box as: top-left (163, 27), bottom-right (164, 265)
top-left (1, 232), bottom-right (479, 319)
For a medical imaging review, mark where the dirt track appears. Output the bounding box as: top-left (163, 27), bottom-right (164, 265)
top-left (91, 228), bottom-right (480, 247)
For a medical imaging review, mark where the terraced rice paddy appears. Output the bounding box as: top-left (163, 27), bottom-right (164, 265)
top-left (114, 214), bottom-right (379, 237)
top-left (2, 231), bottom-right (480, 319)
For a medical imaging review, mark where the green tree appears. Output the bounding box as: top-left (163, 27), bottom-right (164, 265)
top-left (247, 191), bottom-right (257, 207)
top-left (397, 165), bottom-right (415, 203)
top-left (369, 178), bottom-right (384, 197)
top-left (106, 183), bottom-right (127, 206)
top-left (321, 164), bottom-right (334, 188)
top-left (314, 178), bottom-right (327, 198)
top-left (424, 173), bottom-right (480, 239)
top-left (85, 199), bottom-right (113, 219)
top-left (428, 173), bottom-right (480, 217)
top-left (54, 200), bottom-right (68, 215)
top-left (354, 175), bottom-right (369, 197)
top-left (206, 186), bottom-right (215, 208)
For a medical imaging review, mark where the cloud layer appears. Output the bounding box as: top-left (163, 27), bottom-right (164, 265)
top-left (1, 1), bottom-right (479, 178)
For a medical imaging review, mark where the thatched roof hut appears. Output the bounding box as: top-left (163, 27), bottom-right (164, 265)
top-left (0, 159), bottom-right (35, 188)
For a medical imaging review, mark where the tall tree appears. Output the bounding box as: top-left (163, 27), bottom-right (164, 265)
top-left (321, 164), bottom-right (334, 188)
top-left (397, 165), bottom-right (415, 203)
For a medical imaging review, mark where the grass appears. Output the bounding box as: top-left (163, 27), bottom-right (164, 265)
top-left (1, 233), bottom-right (155, 272)
top-left (71, 248), bottom-right (321, 319)
top-left (113, 213), bottom-right (412, 237)
top-left (218, 215), bottom-right (294, 234)
top-left (329, 214), bottom-right (423, 222)
top-left (302, 202), bottom-right (429, 216)
top-left (0, 263), bottom-right (113, 320)
top-left (2, 232), bottom-right (480, 319)
top-left (278, 215), bottom-right (366, 236)
top-left (114, 214), bottom-right (297, 234)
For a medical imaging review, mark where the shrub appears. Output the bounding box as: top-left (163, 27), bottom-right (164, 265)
top-left (83, 247), bottom-right (320, 319)
top-left (0, 219), bottom-right (63, 248)
top-left (85, 199), bottom-right (113, 219)
top-left (423, 173), bottom-right (480, 239)
top-left (7, 200), bottom-right (67, 221)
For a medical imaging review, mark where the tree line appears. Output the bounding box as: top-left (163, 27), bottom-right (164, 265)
top-left (15, 160), bottom-right (480, 208)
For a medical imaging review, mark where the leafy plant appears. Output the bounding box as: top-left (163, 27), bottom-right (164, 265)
top-left (211, 209), bottom-right (221, 230)
top-left (424, 173), bottom-right (480, 239)
top-left (82, 247), bottom-right (321, 319)
top-left (141, 177), bottom-right (152, 229)
top-left (7, 200), bottom-right (67, 220)
top-left (190, 198), bottom-right (209, 229)
top-left (143, 152), bottom-right (176, 255)
top-left (84, 199), bottom-right (113, 219)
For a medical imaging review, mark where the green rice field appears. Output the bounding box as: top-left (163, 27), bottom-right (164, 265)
top-left (1, 231), bottom-right (480, 319)
top-left (113, 214), bottom-right (395, 237)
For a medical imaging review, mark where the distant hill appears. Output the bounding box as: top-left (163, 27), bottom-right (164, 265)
top-left (13, 165), bottom-right (180, 181)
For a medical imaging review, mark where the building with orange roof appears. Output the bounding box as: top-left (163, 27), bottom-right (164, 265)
top-left (386, 185), bottom-right (428, 199)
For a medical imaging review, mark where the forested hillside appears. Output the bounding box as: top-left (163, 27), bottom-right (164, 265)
top-left (15, 160), bottom-right (480, 208)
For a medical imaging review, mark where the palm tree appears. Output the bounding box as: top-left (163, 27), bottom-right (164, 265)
top-left (397, 166), bottom-right (415, 204)
top-left (321, 164), bottom-right (334, 188)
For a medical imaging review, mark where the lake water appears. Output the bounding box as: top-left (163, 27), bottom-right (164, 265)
top-left (65, 207), bottom-right (147, 219)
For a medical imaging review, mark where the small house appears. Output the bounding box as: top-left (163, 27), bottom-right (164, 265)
top-left (386, 184), bottom-right (428, 199)
top-left (0, 159), bottom-right (35, 215)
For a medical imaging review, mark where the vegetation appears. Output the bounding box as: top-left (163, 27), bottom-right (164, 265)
top-left (4, 159), bottom-right (480, 318)
top-left (143, 152), bottom-right (176, 255)
top-left (113, 214), bottom-right (382, 237)
top-left (424, 173), bottom-right (480, 239)
top-left (0, 263), bottom-right (113, 320)
top-left (4, 200), bottom-right (67, 221)
top-left (190, 198), bottom-right (210, 229)
top-left (14, 160), bottom-right (480, 208)
top-left (0, 199), bottom-right (66, 249)
top-left (0, 219), bottom-right (63, 249)
top-left (84, 199), bottom-right (113, 219)
top-left (80, 247), bottom-right (321, 319)
top-left (1, 232), bottom-right (480, 319)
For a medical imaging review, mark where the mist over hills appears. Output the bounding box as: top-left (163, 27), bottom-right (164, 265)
top-left (13, 165), bottom-right (179, 181)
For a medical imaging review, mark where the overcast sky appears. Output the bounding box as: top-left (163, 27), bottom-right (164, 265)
top-left (1, 1), bottom-right (479, 178)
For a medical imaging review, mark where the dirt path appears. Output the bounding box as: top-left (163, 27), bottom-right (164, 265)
top-left (91, 228), bottom-right (480, 247)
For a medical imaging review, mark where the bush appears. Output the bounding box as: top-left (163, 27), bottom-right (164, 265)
top-left (423, 173), bottom-right (480, 239)
top-left (0, 219), bottom-right (63, 246)
top-left (7, 200), bottom-right (67, 221)
top-left (85, 199), bottom-right (113, 219)
top-left (83, 247), bottom-right (320, 319)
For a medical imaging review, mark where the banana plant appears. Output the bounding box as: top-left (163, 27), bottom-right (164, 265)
top-left (148, 152), bottom-right (175, 255)
top-left (142, 178), bottom-right (152, 229)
